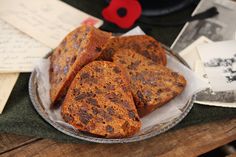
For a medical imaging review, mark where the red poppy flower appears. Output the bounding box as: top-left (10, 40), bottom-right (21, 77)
top-left (102, 0), bottom-right (142, 29)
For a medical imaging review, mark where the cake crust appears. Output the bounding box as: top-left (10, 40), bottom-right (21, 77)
top-left (99, 35), bottom-right (167, 65)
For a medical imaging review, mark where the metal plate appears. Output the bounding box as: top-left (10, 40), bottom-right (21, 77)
top-left (28, 49), bottom-right (194, 143)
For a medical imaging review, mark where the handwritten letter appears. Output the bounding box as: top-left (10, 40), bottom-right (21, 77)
top-left (0, 19), bottom-right (51, 72)
top-left (0, 0), bottom-right (103, 48)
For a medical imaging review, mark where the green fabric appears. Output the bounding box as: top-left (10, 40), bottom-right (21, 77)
top-left (0, 0), bottom-right (236, 143)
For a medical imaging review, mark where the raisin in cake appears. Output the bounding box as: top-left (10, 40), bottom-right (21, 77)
top-left (61, 61), bottom-right (141, 138)
top-left (113, 49), bottom-right (186, 117)
top-left (50, 25), bottom-right (111, 107)
top-left (99, 35), bottom-right (167, 65)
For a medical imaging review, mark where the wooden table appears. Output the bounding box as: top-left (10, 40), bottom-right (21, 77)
top-left (1, 118), bottom-right (236, 157)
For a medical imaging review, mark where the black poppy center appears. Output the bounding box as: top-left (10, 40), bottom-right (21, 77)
top-left (117, 7), bottom-right (127, 17)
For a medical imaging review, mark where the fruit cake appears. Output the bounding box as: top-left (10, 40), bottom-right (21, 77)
top-left (61, 61), bottom-right (141, 138)
top-left (50, 25), bottom-right (111, 107)
top-left (99, 35), bottom-right (167, 65)
top-left (113, 49), bottom-right (186, 117)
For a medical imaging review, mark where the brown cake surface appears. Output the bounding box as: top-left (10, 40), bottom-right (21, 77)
top-left (61, 61), bottom-right (141, 138)
top-left (113, 49), bottom-right (186, 117)
top-left (50, 25), bottom-right (111, 106)
top-left (99, 35), bottom-right (167, 65)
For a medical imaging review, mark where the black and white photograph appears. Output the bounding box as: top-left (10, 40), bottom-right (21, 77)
top-left (172, 20), bottom-right (224, 52)
top-left (171, 0), bottom-right (236, 52)
top-left (179, 37), bottom-right (236, 106)
top-left (196, 89), bottom-right (236, 104)
top-left (197, 40), bottom-right (236, 92)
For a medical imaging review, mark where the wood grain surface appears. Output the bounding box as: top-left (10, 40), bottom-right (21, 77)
top-left (0, 134), bottom-right (39, 154)
top-left (1, 118), bottom-right (236, 157)
top-left (227, 153), bottom-right (236, 157)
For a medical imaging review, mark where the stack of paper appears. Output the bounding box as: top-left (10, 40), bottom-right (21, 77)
top-left (179, 36), bottom-right (236, 108)
top-left (0, 0), bottom-right (103, 113)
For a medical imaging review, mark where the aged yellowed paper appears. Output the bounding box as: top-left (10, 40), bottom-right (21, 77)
top-left (0, 19), bottom-right (51, 72)
top-left (0, 73), bottom-right (19, 113)
top-left (0, 19), bottom-right (50, 113)
top-left (0, 0), bottom-right (103, 48)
